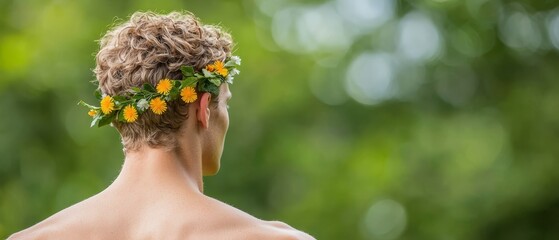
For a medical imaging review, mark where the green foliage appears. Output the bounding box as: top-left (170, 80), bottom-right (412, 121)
top-left (1, 0), bottom-right (559, 240)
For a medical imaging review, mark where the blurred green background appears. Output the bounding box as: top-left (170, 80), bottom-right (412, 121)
top-left (2, 0), bottom-right (559, 239)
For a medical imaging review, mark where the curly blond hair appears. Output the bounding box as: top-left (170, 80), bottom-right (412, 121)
top-left (94, 11), bottom-right (233, 151)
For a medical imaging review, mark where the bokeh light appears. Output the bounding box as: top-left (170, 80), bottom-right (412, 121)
top-left (2, 0), bottom-right (559, 239)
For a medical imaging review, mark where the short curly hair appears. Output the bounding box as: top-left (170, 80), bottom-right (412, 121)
top-left (94, 11), bottom-right (233, 151)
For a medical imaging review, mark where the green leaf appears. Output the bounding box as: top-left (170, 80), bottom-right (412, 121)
top-left (208, 78), bottom-right (221, 87)
top-left (198, 80), bottom-right (220, 97)
top-left (169, 88), bottom-right (180, 100)
top-left (131, 87), bottom-right (141, 92)
top-left (202, 69), bottom-right (214, 78)
top-left (77, 100), bottom-right (100, 110)
top-left (113, 95), bottom-right (128, 102)
top-left (132, 94), bottom-right (144, 101)
top-left (94, 90), bottom-right (102, 100)
top-left (143, 83), bottom-right (156, 92)
top-left (118, 100), bottom-right (134, 106)
top-left (89, 114), bottom-right (102, 127)
top-left (181, 66), bottom-right (195, 77)
top-left (181, 77), bottom-right (198, 87)
top-left (117, 110), bottom-right (125, 122)
top-left (139, 90), bottom-right (153, 97)
top-left (98, 114), bottom-right (115, 127)
top-left (173, 80), bottom-right (181, 88)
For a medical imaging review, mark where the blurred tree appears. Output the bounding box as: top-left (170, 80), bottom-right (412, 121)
top-left (1, 0), bottom-right (559, 239)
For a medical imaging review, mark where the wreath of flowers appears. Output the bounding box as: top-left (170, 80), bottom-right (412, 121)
top-left (79, 56), bottom-right (241, 127)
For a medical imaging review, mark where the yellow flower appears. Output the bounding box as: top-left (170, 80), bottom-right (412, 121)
top-left (180, 86), bottom-right (197, 103)
top-left (88, 110), bottom-right (97, 117)
top-left (123, 105), bottom-right (138, 123)
top-left (213, 60), bottom-right (228, 77)
top-left (205, 60), bottom-right (228, 77)
top-left (156, 79), bottom-right (173, 95)
top-left (100, 96), bottom-right (115, 114)
top-left (150, 97), bottom-right (167, 115)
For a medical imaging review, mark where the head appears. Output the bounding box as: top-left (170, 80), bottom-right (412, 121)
top-left (94, 11), bottom-right (234, 175)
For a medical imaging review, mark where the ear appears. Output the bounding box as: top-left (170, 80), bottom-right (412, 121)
top-left (197, 92), bottom-right (211, 129)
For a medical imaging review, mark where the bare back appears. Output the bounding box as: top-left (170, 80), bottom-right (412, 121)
top-left (8, 191), bottom-right (314, 240)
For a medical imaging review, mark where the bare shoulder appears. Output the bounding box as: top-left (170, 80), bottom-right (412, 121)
top-left (251, 220), bottom-right (316, 240)
top-left (7, 227), bottom-right (43, 240)
top-left (198, 197), bottom-right (315, 240)
top-left (7, 214), bottom-right (76, 240)
top-left (197, 219), bottom-right (316, 240)
top-left (7, 198), bottom-right (105, 240)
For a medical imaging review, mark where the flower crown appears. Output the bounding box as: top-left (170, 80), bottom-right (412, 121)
top-left (79, 56), bottom-right (241, 128)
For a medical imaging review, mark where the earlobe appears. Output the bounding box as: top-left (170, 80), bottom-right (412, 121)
top-left (197, 93), bottom-right (211, 129)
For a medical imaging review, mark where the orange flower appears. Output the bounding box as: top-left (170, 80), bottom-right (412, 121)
top-left (156, 79), bottom-right (173, 95)
top-left (123, 105), bottom-right (138, 123)
top-left (213, 60), bottom-right (228, 77)
top-left (100, 96), bottom-right (115, 114)
top-left (149, 97), bottom-right (167, 115)
top-left (88, 110), bottom-right (97, 117)
top-left (180, 86), bottom-right (197, 103)
top-left (205, 60), bottom-right (228, 77)
top-left (206, 63), bottom-right (215, 72)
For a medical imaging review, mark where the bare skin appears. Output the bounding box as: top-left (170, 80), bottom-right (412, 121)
top-left (9, 84), bottom-right (315, 240)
